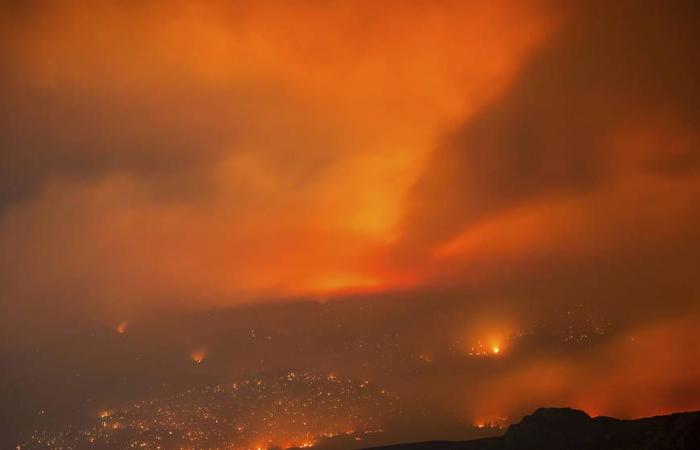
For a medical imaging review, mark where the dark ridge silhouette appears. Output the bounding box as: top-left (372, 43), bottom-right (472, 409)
top-left (362, 407), bottom-right (700, 450)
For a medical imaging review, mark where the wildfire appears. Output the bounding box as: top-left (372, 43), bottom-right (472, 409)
top-left (115, 321), bottom-right (128, 334)
top-left (467, 339), bottom-right (504, 357)
top-left (472, 416), bottom-right (509, 430)
top-left (191, 349), bottom-right (207, 364)
top-left (27, 371), bottom-right (397, 449)
top-left (254, 438), bottom-right (316, 450)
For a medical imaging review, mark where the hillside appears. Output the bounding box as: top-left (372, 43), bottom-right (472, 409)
top-left (363, 407), bottom-right (700, 450)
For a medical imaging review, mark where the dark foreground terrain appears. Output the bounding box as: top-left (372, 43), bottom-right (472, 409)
top-left (364, 408), bottom-right (700, 450)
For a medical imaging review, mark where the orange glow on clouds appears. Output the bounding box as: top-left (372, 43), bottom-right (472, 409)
top-left (2, 0), bottom-right (700, 443)
top-left (0, 0), bottom-right (559, 322)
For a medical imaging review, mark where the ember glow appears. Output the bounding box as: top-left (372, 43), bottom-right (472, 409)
top-left (472, 416), bottom-right (509, 431)
top-left (22, 372), bottom-right (398, 450)
top-left (116, 321), bottom-right (128, 335)
top-left (2, 1), bottom-right (700, 449)
top-left (191, 350), bottom-right (207, 365)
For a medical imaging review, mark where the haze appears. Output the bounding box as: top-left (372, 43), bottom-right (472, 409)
top-left (1, 1), bottom-right (699, 449)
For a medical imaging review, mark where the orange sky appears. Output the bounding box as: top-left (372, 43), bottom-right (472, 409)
top-left (3, 4), bottom-right (700, 442)
top-left (1, 0), bottom-right (699, 360)
top-left (0, 0), bottom-right (559, 318)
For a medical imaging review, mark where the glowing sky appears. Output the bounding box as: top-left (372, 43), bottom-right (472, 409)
top-left (2, 0), bottom-right (700, 447)
top-left (0, 0), bottom-right (557, 317)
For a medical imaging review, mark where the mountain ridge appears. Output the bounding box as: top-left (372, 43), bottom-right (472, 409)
top-left (361, 407), bottom-right (700, 450)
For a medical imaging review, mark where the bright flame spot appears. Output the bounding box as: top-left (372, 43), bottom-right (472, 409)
top-left (115, 321), bottom-right (128, 334)
top-left (467, 339), bottom-right (503, 357)
top-left (99, 410), bottom-right (113, 418)
top-left (472, 416), bottom-right (509, 430)
top-left (191, 349), bottom-right (207, 364)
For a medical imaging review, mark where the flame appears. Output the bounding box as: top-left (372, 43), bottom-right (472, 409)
top-left (115, 321), bottom-right (128, 334)
top-left (462, 324), bottom-right (516, 357)
top-left (472, 415), bottom-right (509, 430)
top-left (191, 349), bottom-right (207, 364)
top-left (467, 339), bottom-right (504, 357)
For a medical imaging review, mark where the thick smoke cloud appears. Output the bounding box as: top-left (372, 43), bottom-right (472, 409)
top-left (0, 0), bottom-right (551, 328)
top-left (2, 3), bottom-right (700, 447)
top-left (395, 0), bottom-right (700, 320)
top-left (400, 0), bottom-right (700, 251)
